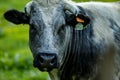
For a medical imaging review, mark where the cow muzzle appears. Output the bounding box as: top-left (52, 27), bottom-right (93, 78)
top-left (33, 53), bottom-right (59, 71)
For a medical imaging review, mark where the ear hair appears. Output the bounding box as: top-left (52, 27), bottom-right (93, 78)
top-left (25, 1), bottom-right (33, 16)
top-left (4, 9), bottom-right (29, 24)
top-left (65, 10), bottom-right (77, 26)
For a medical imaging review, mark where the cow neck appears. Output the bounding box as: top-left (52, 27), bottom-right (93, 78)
top-left (59, 18), bottom-right (102, 79)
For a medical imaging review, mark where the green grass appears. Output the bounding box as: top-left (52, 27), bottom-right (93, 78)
top-left (0, 0), bottom-right (119, 80)
top-left (0, 69), bottom-right (48, 80)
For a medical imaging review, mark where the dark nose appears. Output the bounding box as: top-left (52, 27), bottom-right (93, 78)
top-left (33, 53), bottom-right (58, 71)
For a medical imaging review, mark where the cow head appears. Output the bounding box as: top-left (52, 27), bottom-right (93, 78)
top-left (4, 0), bottom-right (90, 72)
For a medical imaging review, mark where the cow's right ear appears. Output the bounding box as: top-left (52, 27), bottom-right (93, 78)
top-left (4, 9), bottom-right (29, 24)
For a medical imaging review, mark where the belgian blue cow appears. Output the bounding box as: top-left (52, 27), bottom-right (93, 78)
top-left (4, 0), bottom-right (120, 80)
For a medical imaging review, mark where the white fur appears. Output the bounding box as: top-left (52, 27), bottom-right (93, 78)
top-left (25, 1), bottom-right (33, 15)
top-left (64, 0), bottom-right (80, 15)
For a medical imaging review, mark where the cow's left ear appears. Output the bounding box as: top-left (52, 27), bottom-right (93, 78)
top-left (4, 9), bottom-right (29, 24)
top-left (65, 10), bottom-right (90, 27)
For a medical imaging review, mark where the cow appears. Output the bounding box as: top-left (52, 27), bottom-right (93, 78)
top-left (4, 0), bottom-right (120, 80)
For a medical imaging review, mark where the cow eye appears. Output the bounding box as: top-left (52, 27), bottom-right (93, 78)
top-left (57, 25), bottom-right (65, 35)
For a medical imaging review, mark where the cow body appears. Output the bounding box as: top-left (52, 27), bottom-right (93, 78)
top-left (51, 2), bottom-right (120, 80)
top-left (4, 0), bottom-right (120, 80)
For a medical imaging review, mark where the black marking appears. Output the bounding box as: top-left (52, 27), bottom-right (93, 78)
top-left (65, 10), bottom-right (77, 27)
top-left (4, 9), bottom-right (29, 24)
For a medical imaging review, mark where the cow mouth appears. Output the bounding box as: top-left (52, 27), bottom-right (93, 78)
top-left (36, 66), bottom-right (56, 72)
top-left (34, 63), bottom-right (59, 72)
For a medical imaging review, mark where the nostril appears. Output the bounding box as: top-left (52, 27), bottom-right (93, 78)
top-left (50, 56), bottom-right (56, 65)
top-left (37, 53), bottom-right (57, 65)
top-left (38, 55), bottom-right (44, 64)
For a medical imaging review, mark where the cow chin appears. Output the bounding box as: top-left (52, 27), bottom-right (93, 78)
top-left (36, 66), bottom-right (55, 72)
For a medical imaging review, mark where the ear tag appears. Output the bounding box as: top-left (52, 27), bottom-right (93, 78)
top-left (76, 17), bottom-right (85, 23)
top-left (75, 17), bottom-right (85, 30)
top-left (75, 17), bottom-right (87, 30)
top-left (75, 23), bottom-right (84, 30)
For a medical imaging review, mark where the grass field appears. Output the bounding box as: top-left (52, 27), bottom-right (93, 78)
top-left (0, 0), bottom-right (119, 80)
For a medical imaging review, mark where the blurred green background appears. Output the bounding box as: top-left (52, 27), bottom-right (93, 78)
top-left (0, 0), bottom-right (119, 80)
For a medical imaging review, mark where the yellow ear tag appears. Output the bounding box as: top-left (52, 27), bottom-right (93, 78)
top-left (76, 17), bottom-right (84, 23)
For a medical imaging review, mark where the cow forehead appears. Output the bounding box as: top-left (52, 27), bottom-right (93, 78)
top-left (32, 0), bottom-right (63, 7)
top-left (38, 7), bottom-right (57, 23)
top-left (25, 1), bottom-right (63, 15)
top-left (27, 1), bottom-right (64, 26)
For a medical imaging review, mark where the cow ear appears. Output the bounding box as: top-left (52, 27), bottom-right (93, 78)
top-left (65, 10), bottom-right (90, 27)
top-left (65, 10), bottom-right (77, 26)
top-left (4, 9), bottom-right (29, 24)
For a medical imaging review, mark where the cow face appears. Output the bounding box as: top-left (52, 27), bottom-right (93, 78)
top-left (28, 2), bottom-right (69, 71)
top-left (4, 1), bottom-right (90, 72)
